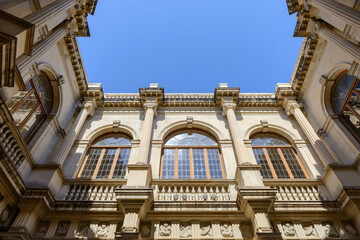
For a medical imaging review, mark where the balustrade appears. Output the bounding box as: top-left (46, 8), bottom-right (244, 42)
top-left (154, 182), bottom-right (233, 202)
top-left (0, 123), bottom-right (25, 168)
top-left (264, 180), bottom-right (327, 201)
top-left (64, 181), bottom-right (124, 201)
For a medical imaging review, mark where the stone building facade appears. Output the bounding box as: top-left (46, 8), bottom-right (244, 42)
top-left (0, 0), bottom-right (359, 239)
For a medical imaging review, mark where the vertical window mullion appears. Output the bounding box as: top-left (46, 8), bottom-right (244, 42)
top-left (174, 148), bottom-right (178, 179)
top-left (277, 148), bottom-right (294, 179)
top-left (262, 148), bottom-right (278, 179)
top-left (189, 148), bottom-right (194, 179)
top-left (92, 149), bottom-right (106, 179)
top-left (203, 148), bottom-right (211, 179)
top-left (77, 153), bottom-right (90, 178)
top-left (218, 148), bottom-right (226, 179)
top-left (291, 148), bottom-right (310, 178)
top-left (108, 148), bottom-right (121, 179)
top-left (160, 150), bottom-right (164, 179)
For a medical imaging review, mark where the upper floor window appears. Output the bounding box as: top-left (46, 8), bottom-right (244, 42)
top-left (6, 74), bottom-right (52, 140)
top-left (251, 133), bottom-right (308, 179)
top-left (332, 72), bottom-right (360, 140)
top-left (78, 134), bottom-right (131, 179)
top-left (161, 130), bottom-right (225, 179)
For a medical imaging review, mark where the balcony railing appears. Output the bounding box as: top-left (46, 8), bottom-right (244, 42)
top-left (63, 179), bottom-right (126, 201)
top-left (153, 179), bottom-right (236, 202)
top-left (263, 179), bottom-right (329, 201)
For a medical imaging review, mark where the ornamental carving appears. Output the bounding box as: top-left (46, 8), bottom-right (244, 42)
top-left (199, 223), bottom-right (213, 237)
top-left (303, 224), bottom-right (317, 237)
top-left (159, 222), bottom-right (171, 237)
top-left (180, 223), bottom-right (192, 238)
top-left (220, 223), bottom-right (233, 237)
top-left (55, 221), bottom-right (70, 236)
top-left (96, 222), bottom-right (109, 237)
top-left (323, 223), bottom-right (338, 237)
top-left (282, 223), bottom-right (296, 237)
top-left (140, 222), bottom-right (152, 238)
top-left (36, 221), bottom-right (50, 237)
top-left (240, 222), bottom-right (253, 238)
top-left (342, 221), bottom-right (358, 237)
top-left (0, 205), bottom-right (11, 224)
top-left (76, 221), bottom-right (90, 237)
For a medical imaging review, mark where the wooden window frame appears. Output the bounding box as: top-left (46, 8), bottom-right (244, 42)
top-left (160, 145), bottom-right (225, 179)
top-left (331, 72), bottom-right (360, 143)
top-left (10, 73), bottom-right (53, 142)
top-left (78, 145), bottom-right (131, 179)
top-left (252, 145), bottom-right (308, 179)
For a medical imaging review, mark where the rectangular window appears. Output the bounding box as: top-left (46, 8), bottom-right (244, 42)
top-left (177, 149), bottom-right (190, 179)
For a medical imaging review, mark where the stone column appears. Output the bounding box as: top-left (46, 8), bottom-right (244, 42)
top-left (215, 86), bottom-right (264, 187)
top-left (284, 98), bottom-right (336, 166)
top-left (137, 102), bottom-right (157, 164)
top-left (16, 24), bottom-right (68, 74)
top-left (222, 102), bottom-right (252, 164)
top-left (53, 99), bottom-right (96, 165)
top-left (23, 0), bottom-right (75, 28)
top-left (309, 0), bottom-right (360, 30)
top-left (317, 26), bottom-right (360, 63)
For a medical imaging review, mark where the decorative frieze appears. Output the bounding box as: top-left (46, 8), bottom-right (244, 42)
top-left (276, 220), bottom-right (359, 239)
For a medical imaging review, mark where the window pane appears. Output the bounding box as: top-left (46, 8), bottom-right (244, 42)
top-left (193, 149), bottom-right (207, 179)
top-left (80, 149), bottom-right (102, 178)
top-left (165, 132), bottom-right (217, 146)
top-left (333, 74), bottom-right (356, 114)
top-left (19, 106), bottom-right (44, 140)
top-left (177, 149), bottom-right (190, 179)
top-left (33, 75), bottom-right (52, 113)
top-left (207, 149), bottom-right (223, 179)
top-left (281, 149), bottom-right (306, 178)
top-left (162, 149), bottom-right (175, 179)
top-left (96, 149), bottom-right (116, 179)
top-left (253, 149), bottom-right (273, 179)
top-left (113, 148), bottom-right (130, 179)
top-left (266, 149), bottom-right (289, 178)
top-left (341, 106), bottom-right (360, 138)
top-left (6, 91), bottom-right (28, 111)
top-left (252, 133), bottom-right (289, 146)
top-left (94, 136), bottom-right (131, 146)
top-left (12, 93), bottom-right (39, 127)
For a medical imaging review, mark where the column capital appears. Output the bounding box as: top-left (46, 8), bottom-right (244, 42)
top-left (81, 97), bottom-right (97, 116)
top-left (143, 101), bottom-right (158, 113)
top-left (283, 97), bottom-right (303, 115)
top-left (222, 102), bottom-right (237, 116)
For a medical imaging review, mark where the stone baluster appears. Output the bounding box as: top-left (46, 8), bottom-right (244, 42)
top-left (309, 0), bottom-right (360, 30)
top-left (284, 98), bottom-right (336, 166)
top-left (53, 99), bottom-right (96, 165)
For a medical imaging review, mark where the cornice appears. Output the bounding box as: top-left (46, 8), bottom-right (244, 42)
top-left (98, 93), bottom-right (282, 108)
top-left (64, 34), bottom-right (89, 94)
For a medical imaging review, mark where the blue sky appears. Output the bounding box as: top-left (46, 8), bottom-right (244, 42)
top-left (78, 1), bottom-right (303, 93)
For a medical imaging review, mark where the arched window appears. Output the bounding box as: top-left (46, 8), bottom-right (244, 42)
top-left (78, 134), bottom-right (131, 179)
top-left (251, 133), bottom-right (308, 179)
top-left (7, 74), bottom-right (52, 141)
top-left (332, 72), bottom-right (360, 140)
top-left (161, 130), bottom-right (225, 179)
